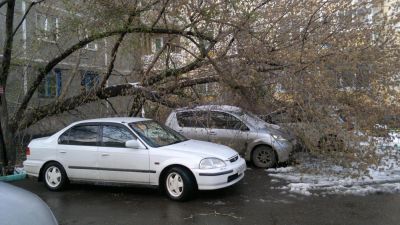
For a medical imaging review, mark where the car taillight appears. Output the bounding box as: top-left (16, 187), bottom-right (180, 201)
top-left (26, 147), bottom-right (30, 156)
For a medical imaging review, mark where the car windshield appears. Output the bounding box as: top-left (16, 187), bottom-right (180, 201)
top-left (129, 120), bottom-right (188, 148)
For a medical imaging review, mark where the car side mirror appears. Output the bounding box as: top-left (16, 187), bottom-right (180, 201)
top-left (125, 140), bottom-right (145, 149)
top-left (240, 124), bottom-right (250, 132)
top-left (240, 126), bottom-right (250, 132)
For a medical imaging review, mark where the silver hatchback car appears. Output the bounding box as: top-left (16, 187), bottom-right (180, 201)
top-left (166, 105), bottom-right (295, 168)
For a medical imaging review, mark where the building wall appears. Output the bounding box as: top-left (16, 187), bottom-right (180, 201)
top-left (1, 0), bottom-right (142, 135)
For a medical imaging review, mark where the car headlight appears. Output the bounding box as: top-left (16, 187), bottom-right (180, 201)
top-left (272, 134), bottom-right (287, 141)
top-left (199, 158), bottom-right (226, 169)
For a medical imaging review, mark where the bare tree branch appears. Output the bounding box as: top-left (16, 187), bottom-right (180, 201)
top-left (19, 75), bottom-right (219, 129)
top-left (11, 0), bottom-right (45, 37)
top-left (59, 51), bottom-right (81, 100)
top-left (100, 9), bottom-right (140, 88)
top-left (0, 0), bottom-right (9, 9)
top-left (12, 26), bottom-right (215, 127)
top-left (104, 98), bottom-right (118, 114)
top-left (100, 34), bottom-right (127, 88)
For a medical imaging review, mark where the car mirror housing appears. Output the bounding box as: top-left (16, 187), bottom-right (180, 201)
top-left (125, 140), bottom-right (145, 149)
top-left (240, 126), bottom-right (250, 132)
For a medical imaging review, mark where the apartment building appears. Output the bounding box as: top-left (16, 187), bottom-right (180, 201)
top-left (0, 1), bottom-right (141, 135)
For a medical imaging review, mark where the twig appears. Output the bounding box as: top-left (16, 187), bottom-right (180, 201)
top-left (184, 211), bottom-right (243, 220)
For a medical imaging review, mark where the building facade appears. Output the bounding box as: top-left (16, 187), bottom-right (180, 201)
top-left (0, 1), bottom-right (141, 136)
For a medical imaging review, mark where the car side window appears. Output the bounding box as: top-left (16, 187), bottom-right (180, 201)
top-left (176, 111), bottom-right (208, 128)
top-left (102, 125), bottom-right (135, 148)
top-left (60, 125), bottom-right (99, 146)
top-left (58, 130), bottom-right (70, 144)
top-left (209, 111), bottom-right (248, 130)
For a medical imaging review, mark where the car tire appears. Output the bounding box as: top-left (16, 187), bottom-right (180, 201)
top-left (163, 167), bottom-right (196, 201)
top-left (43, 162), bottom-right (68, 191)
top-left (252, 145), bottom-right (277, 168)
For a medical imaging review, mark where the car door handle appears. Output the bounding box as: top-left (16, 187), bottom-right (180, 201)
top-left (59, 151), bottom-right (66, 154)
top-left (209, 131), bottom-right (217, 135)
top-left (101, 153), bottom-right (110, 156)
top-left (177, 129), bottom-right (183, 133)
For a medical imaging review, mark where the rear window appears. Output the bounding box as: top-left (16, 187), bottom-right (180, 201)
top-left (59, 125), bottom-right (99, 146)
top-left (176, 111), bottom-right (208, 128)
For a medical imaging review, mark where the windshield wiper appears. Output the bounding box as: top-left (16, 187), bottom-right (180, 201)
top-left (169, 140), bottom-right (183, 145)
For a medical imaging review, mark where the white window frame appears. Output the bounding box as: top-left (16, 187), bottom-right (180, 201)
top-left (80, 29), bottom-right (98, 51)
top-left (85, 33), bottom-right (98, 51)
top-left (153, 37), bottom-right (164, 53)
top-left (36, 13), bottom-right (59, 43)
top-left (85, 40), bottom-right (98, 51)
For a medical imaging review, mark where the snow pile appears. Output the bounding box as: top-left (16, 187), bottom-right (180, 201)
top-left (267, 149), bottom-right (400, 196)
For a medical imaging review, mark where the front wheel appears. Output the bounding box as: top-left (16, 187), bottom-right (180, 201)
top-left (163, 167), bottom-right (196, 201)
top-left (252, 145), bottom-right (277, 168)
top-left (43, 162), bottom-right (68, 191)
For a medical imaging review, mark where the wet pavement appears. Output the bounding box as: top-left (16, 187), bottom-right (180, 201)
top-left (12, 168), bottom-right (400, 225)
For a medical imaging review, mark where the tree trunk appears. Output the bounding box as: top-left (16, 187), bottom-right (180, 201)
top-left (0, 109), bottom-right (8, 175)
top-left (0, 100), bottom-right (15, 174)
top-left (0, 0), bottom-right (15, 173)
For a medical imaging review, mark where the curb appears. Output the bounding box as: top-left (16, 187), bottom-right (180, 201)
top-left (0, 172), bottom-right (27, 182)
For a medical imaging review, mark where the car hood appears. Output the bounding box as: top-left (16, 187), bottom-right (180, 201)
top-left (240, 113), bottom-right (295, 140)
top-left (255, 123), bottom-right (295, 141)
top-left (159, 139), bottom-right (237, 160)
top-left (0, 182), bottom-right (58, 225)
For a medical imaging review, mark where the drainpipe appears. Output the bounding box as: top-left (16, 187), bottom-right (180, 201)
top-left (22, 0), bottom-right (28, 94)
top-left (104, 39), bottom-right (110, 112)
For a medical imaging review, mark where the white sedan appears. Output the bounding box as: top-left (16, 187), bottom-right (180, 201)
top-left (23, 117), bottom-right (246, 201)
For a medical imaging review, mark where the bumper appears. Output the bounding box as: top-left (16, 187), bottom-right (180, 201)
top-left (271, 140), bottom-right (294, 162)
top-left (23, 160), bottom-right (43, 177)
top-left (192, 158), bottom-right (246, 190)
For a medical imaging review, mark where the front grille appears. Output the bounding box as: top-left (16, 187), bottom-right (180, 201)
top-left (227, 173), bottom-right (239, 182)
top-left (229, 155), bottom-right (239, 163)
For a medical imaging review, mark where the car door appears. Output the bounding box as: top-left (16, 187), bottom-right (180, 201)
top-left (57, 124), bottom-right (100, 181)
top-left (207, 111), bottom-right (249, 153)
top-left (97, 124), bottom-right (150, 184)
top-left (175, 111), bottom-right (211, 141)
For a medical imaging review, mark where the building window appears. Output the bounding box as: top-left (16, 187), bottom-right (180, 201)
top-left (154, 37), bottom-right (164, 52)
top-left (38, 69), bottom-right (62, 98)
top-left (81, 71), bottom-right (99, 91)
top-left (141, 34), bottom-right (152, 55)
top-left (36, 13), bottom-right (59, 42)
top-left (85, 41), bottom-right (98, 51)
top-left (78, 28), bottom-right (98, 51)
top-left (84, 31), bottom-right (98, 51)
top-left (194, 83), bottom-right (219, 96)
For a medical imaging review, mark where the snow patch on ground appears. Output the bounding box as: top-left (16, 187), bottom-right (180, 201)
top-left (267, 148), bottom-right (400, 196)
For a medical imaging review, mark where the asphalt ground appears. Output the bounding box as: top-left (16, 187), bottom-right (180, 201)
top-left (12, 167), bottom-right (400, 225)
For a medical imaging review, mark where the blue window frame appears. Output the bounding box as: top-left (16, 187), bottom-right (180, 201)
top-left (38, 68), bottom-right (62, 98)
top-left (81, 71), bottom-right (99, 91)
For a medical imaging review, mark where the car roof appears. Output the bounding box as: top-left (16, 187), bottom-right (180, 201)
top-left (175, 105), bottom-right (243, 113)
top-left (74, 117), bottom-right (151, 124)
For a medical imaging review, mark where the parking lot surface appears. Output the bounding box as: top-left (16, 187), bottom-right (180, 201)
top-left (12, 168), bottom-right (400, 225)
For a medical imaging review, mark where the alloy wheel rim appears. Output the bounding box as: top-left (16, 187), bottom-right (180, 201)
top-left (45, 166), bottom-right (62, 188)
top-left (166, 172), bottom-right (184, 197)
top-left (256, 149), bottom-right (272, 165)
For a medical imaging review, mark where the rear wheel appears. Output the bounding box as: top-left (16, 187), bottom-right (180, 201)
top-left (252, 145), bottom-right (277, 168)
top-left (43, 162), bottom-right (68, 191)
top-left (163, 167), bottom-right (196, 201)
